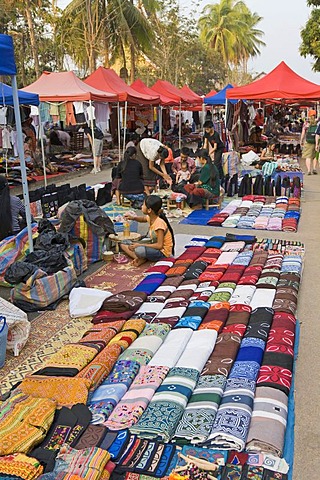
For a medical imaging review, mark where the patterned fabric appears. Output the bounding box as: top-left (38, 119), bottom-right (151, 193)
top-left (38, 343), bottom-right (97, 375)
top-left (108, 320), bottom-right (146, 349)
top-left (201, 333), bottom-right (242, 376)
top-left (174, 300), bottom-right (210, 330)
top-left (134, 274), bottom-right (166, 295)
top-left (173, 374), bottom-right (227, 444)
top-left (130, 367), bottom-right (199, 441)
top-left (20, 376), bottom-right (91, 408)
top-left (54, 445), bottom-right (110, 480)
top-left (0, 392), bottom-right (56, 455)
top-left (246, 386), bottom-right (288, 456)
top-left (119, 323), bottom-right (171, 365)
top-left (89, 360), bottom-right (140, 424)
top-left (244, 307), bottom-right (274, 341)
top-left (199, 302), bottom-right (230, 332)
top-left (0, 453), bottom-right (43, 480)
top-left (101, 291), bottom-right (147, 313)
top-left (205, 377), bottom-right (256, 450)
top-left (79, 322), bottom-right (125, 350)
top-left (105, 365), bottom-right (169, 430)
top-left (76, 344), bottom-right (122, 392)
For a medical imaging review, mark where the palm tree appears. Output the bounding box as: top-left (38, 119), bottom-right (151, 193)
top-left (198, 0), bottom-right (264, 68)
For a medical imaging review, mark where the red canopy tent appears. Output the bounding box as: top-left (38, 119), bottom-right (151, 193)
top-left (205, 89), bottom-right (217, 98)
top-left (23, 71), bottom-right (117, 102)
top-left (227, 62), bottom-right (320, 101)
top-left (151, 79), bottom-right (195, 105)
top-left (131, 79), bottom-right (175, 106)
top-left (180, 85), bottom-right (203, 106)
top-left (85, 67), bottom-right (160, 105)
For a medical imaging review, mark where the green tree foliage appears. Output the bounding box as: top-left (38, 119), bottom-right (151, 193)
top-left (198, 0), bottom-right (265, 69)
top-left (300, 2), bottom-right (320, 71)
top-left (136, 0), bottom-right (227, 92)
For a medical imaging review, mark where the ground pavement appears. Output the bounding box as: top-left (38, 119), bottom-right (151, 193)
top-left (11, 165), bottom-right (320, 480)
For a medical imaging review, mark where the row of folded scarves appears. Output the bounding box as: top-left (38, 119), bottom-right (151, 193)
top-left (207, 196), bottom-right (301, 232)
top-left (0, 236), bottom-right (304, 480)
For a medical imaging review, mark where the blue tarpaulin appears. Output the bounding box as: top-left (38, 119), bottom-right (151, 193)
top-left (0, 82), bottom-right (39, 106)
top-left (204, 84), bottom-right (238, 105)
top-left (0, 34), bottom-right (17, 76)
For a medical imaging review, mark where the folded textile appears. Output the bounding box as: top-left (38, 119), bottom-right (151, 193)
top-left (216, 252), bottom-right (239, 265)
top-left (76, 344), bottom-right (122, 392)
top-left (199, 302), bottom-right (230, 332)
top-left (249, 288), bottom-right (276, 310)
top-left (69, 287), bottom-right (112, 318)
top-left (174, 300), bottom-right (210, 330)
top-left (229, 337), bottom-right (265, 382)
top-left (238, 265), bottom-right (262, 285)
top-left (53, 445), bottom-right (110, 480)
top-left (205, 236), bottom-right (226, 249)
top-left (145, 258), bottom-right (175, 275)
top-left (0, 453), bottom-right (43, 480)
top-left (272, 288), bottom-right (298, 315)
top-left (152, 299), bottom-right (188, 327)
top-left (79, 322), bottom-right (125, 351)
top-left (149, 276), bottom-right (184, 301)
top-left (0, 392), bottom-right (56, 456)
top-left (105, 365), bottom-right (169, 430)
top-left (183, 260), bottom-right (209, 280)
top-left (108, 320), bottom-right (146, 349)
top-left (232, 251), bottom-right (253, 266)
top-left (148, 329), bottom-right (193, 368)
top-left (246, 386), bottom-right (288, 456)
top-left (19, 376), bottom-right (91, 408)
top-left (201, 333), bottom-right (242, 377)
top-left (36, 343), bottom-right (98, 377)
top-left (219, 265), bottom-right (246, 284)
top-left (256, 269), bottom-right (280, 289)
top-left (256, 352), bottom-right (293, 395)
top-left (72, 424), bottom-right (107, 450)
top-left (130, 367), bottom-right (199, 441)
top-left (172, 374), bottom-right (227, 444)
top-left (209, 282), bottom-right (236, 303)
top-left (249, 251), bottom-right (268, 268)
top-left (175, 329), bottom-right (218, 373)
top-left (229, 285), bottom-right (256, 306)
top-left (244, 307), bottom-right (274, 341)
top-left (185, 237), bottom-right (209, 247)
top-left (225, 303), bottom-right (252, 326)
top-left (225, 233), bottom-right (257, 244)
top-left (221, 242), bottom-right (246, 252)
top-left (204, 377), bottom-right (256, 450)
top-left (134, 274), bottom-right (166, 295)
top-left (101, 291), bottom-right (147, 313)
top-left (119, 323), bottom-right (171, 364)
top-left (89, 360), bottom-right (140, 424)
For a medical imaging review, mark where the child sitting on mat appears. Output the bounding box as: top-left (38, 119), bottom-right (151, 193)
top-left (120, 195), bottom-right (174, 266)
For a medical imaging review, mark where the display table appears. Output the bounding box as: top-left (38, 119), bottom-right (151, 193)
top-left (109, 232), bottom-right (141, 253)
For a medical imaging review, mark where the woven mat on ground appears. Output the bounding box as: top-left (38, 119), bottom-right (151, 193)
top-left (0, 261), bottom-right (147, 394)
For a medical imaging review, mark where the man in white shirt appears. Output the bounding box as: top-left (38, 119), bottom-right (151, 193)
top-left (136, 138), bottom-right (172, 194)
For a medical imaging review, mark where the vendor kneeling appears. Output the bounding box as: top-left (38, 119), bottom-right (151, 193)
top-left (183, 149), bottom-right (221, 209)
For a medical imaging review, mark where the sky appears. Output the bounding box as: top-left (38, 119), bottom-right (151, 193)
top-left (57, 0), bottom-right (320, 83)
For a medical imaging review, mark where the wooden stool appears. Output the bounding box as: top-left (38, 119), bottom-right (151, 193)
top-left (167, 199), bottom-right (185, 210)
top-left (120, 194), bottom-right (132, 207)
top-left (204, 196), bottom-right (223, 211)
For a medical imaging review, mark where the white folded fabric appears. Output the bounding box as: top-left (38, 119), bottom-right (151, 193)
top-left (249, 288), bottom-right (276, 310)
top-left (175, 330), bottom-right (218, 372)
top-left (215, 252), bottom-right (239, 265)
top-left (69, 287), bottom-right (112, 318)
top-left (229, 285), bottom-right (257, 305)
top-left (149, 328), bottom-right (193, 368)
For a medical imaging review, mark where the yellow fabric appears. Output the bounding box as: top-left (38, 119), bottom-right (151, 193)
top-left (0, 392), bottom-right (56, 455)
top-left (0, 453), bottom-right (43, 480)
top-left (20, 376), bottom-right (91, 408)
top-left (43, 343), bottom-right (97, 370)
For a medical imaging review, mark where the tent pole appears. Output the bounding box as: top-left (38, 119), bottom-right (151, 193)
top-left (117, 102), bottom-right (121, 162)
top-left (224, 98), bottom-right (228, 151)
top-left (39, 104), bottom-right (47, 188)
top-left (11, 75), bottom-right (33, 252)
top-left (89, 99), bottom-right (96, 170)
top-left (179, 101), bottom-right (182, 150)
top-left (159, 105), bottom-right (163, 143)
top-left (202, 101), bottom-right (205, 128)
top-left (123, 100), bottom-right (127, 154)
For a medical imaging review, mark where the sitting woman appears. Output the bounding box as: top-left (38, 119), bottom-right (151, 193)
top-left (260, 138), bottom-right (277, 161)
top-left (120, 195), bottom-right (174, 266)
top-left (183, 148), bottom-right (221, 209)
top-left (0, 175), bottom-right (29, 241)
top-left (118, 146), bottom-right (145, 209)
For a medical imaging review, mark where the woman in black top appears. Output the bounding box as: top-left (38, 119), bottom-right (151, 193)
top-left (203, 120), bottom-right (225, 181)
top-left (118, 147), bottom-right (145, 209)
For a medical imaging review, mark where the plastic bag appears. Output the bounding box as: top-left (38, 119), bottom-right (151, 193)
top-left (0, 297), bottom-right (30, 356)
top-left (69, 287), bottom-right (112, 318)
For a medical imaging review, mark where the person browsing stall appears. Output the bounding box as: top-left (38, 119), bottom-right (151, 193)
top-left (120, 195), bottom-right (174, 266)
top-left (202, 120), bottom-right (225, 181)
top-left (84, 125), bottom-right (104, 174)
top-left (118, 146), bottom-right (145, 209)
top-left (136, 138), bottom-right (172, 194)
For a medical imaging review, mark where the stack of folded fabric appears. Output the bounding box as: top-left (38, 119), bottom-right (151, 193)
top-left (232, 250), bottom-right (254, 266)
top-left (221, 241), bottom-right (246, 252)
top-left (133, 273), bottom-right (166, 295)
top-left (221, 214), bottom-right (242, 228)
top-left (199, 301), bottom-right (230, 332)
top-left (267, 216), bottom-right (283, 230)
top-left (183, 260), bottom-right (209, 280)
top-left (204, 236), bottom-right (226, 249)
top-left (207, 212), bottom-right (230, 226)
top-left (105, 365), bottom-right (169, 430)
top-left (166, 247), bottom-right (205, 277)
top-left (237, 215), bottom-right (256, 229)
top-left (184, 236), bottom-right (209, 247)
top-left (119, 323), bottom-right (171, 364)
top-left (199, 263), bottom-right (228, 283)
top-left (229, 284), bottom-right (256, 305)
top-left (238, 265), bottom-right (262, 285)
top-left (144, 257), bottom-right (175, 275)
top-left (108, 319), bottom-right (146, 349)
top-left (93, 291), bottom-right (148, 324)
top-left (0, 453), bottom-right (44, 479)
top-left (190, 281), bottom-right (217, 302)
top-left (215, 251), bottom-right (239, 265)
top-left (174, 300), bottom-right (210, 329)
top-left (282, 211), bottom-right (300, 232)
top-left (198, 247), bottom-right (221, 264)
top-left (88, 359), bottom-right (140, 424)
top-left (253, 215), bottom-right (269, 230)
top-left (209, 282), bottom-right (236, 303)
top-left (219, 264), bottom-right (246, 284)
top-left (148, 328), bottom-right (193, 368)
